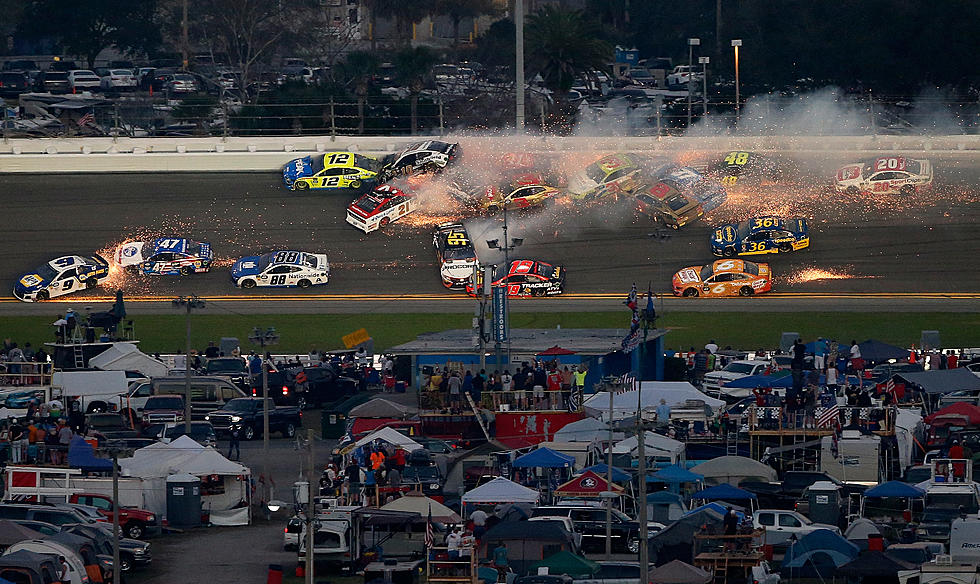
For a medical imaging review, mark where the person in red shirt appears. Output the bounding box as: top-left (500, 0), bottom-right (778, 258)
top-left (947, 351), bottom-right (959, 369)
top-left (950, 440), bottom-right (966, 481)
top-left (546, 368), bottom-right (562, 409)
top-left (393, 448), bottom-right (406, 472)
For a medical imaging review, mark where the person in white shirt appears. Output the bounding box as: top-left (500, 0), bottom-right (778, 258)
top-left (446, 529), bottom-right (462, 559)
top-left (705, 340), bottom-right (718, 354)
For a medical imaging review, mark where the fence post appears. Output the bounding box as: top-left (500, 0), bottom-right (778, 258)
top-left (540, 101), bottom-right (546, 135)
top-left (223, 102), bottom-right (229, 142)
top-left (330, 98), bottom-right (336, 141)
top-left (869, 89), bottom-right (876, 138)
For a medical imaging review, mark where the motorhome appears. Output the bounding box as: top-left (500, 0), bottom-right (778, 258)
top-left (820, 430), bottom-right (883, 484)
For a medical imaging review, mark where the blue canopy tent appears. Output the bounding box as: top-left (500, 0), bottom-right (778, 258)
top-left (647, 491), bottom-right (688, 524)
top-left (858, 339), bottom-right (910, 364)
top-left (861, 481), bottom-right (925, 524)
top-left (67, 435), bottom-right (113, 472)
top-left (581, 464), bottom-right (632, 483)
top-left (647, 464), bottom-right (704, 495)
top-left (864, 481), bottom-right (925, 498)
top-left (512, 447), bottom-right (575, 468)
top-left (686, 502), bottom-right (747, 521)
top-left (781, 529), bottom-right (859, 579)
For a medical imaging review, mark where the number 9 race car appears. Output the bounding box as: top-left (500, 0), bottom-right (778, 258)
top-left (231, 250), bottom-right (330, 289)
top-left (672, 259), bottom-right (772, 297)
top-left (114, 238), bottom-right (213, 275)
top-left (834, 156), bottom-right (933, 195)
top-left (465, 259), bottom-right (565, 297)
top-left (711, 216), bottom-right (809, 257)
top-left (282, 151), bottom-right (382, 191)
top-left (13, 254), bottom-right (110, 302)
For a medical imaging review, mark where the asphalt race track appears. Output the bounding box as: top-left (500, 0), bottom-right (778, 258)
top-left (1, 150), bottom-right (978, 313)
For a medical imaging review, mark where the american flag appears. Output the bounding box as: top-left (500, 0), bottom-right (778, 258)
top-left (817, 403), bottom-right (840, 428)
top-left (77, 112), bottom-right (95, 127)
top-left (618, 371), bottom-right (638, 394)
top-left (424, 504), bottom-right (433, 548)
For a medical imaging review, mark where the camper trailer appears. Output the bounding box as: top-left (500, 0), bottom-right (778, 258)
top-left (820, 430), bottom-right (882, 484)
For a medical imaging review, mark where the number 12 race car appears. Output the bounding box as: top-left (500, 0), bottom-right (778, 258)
top-left (346, 184), bottom-right (418, 233)
top-left (13, 255), bottom-right (110, 302)
top-left (231, 250), bottom-right (330, 289)
top-left (465, 260), bottom-right (565, 297)
top-left (114, 238), bottom-right (213, 275)
top-left (711, 216), bottom-right (809, 257)
top-left (834, 156), bottom-right (933, 195)
top-left (672, 259), bottom-right (772, 297)
top-left (282, 151), bottom-right (382, 191)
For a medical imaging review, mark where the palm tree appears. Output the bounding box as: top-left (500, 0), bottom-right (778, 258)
top-left (394, 46), bottom-right (438, 134)
top-left (526, 6), bottom-right (612, 98)
top-left (339, 51), bottom-right (381, 134)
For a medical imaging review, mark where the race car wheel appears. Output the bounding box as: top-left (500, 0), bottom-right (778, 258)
top-left (36, 290), bottom-right (50, 301)
top-left (241, 279), bottom-right (256, 289)
top-left (739, 286), bottom-right (755, 296)
top-left (723, 247), bottom-right (737, 257)
top-left (349, 180), bottom-right (362, 190)
top-left (683, 288), bottom-right (699, 297)
top-left (179, 266), bottom-right (193, 276)
top-left (294, 181), bottom-right (309, 191)
top-left (531, 288), bottom-right (546, 297)
top-left (900, 185), bottom-right (915, 196)
top-left (379, 217), bottom-right (390, 228)
top-left (85, 278), bottom-right (98, 290)
top-left (297, 279), bottom-right (312, 289)
top-left (778, 243), bottom-right (792, 253)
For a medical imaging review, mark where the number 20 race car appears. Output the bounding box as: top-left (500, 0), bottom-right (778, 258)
top-left (834, 156), bottom-right (933, 195)
top-left (672, 259), bottom-right (772, 297)
top-left (231, 250), bottom-right (330, 289)
top-left (114, 238), bottom-right (213, 275)
top-left (13, 255), bottom-right (110, 302)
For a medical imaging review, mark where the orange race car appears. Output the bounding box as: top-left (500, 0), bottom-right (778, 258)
top-left (672, 259), bottom-right (772, 297)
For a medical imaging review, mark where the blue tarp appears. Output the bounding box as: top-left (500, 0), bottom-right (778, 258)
top-left (581, 464), bottom-right (632, 483)
top-left (692, 483), bottom-right (756, 501)
top-left (864, 480), bottom-right (925, 498)
top-left (67, 435), bottom-right (113, 472)
top-left (512, 446), bottom-right (575, 468)
top-left (858, 339), bottom-right (910, 363)
top-left (780, 549), bottom-right (855, 579)
top-left (648, 464), bottom-right (704, 484)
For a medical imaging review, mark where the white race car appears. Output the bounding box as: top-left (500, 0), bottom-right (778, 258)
top-left (231, 250), bottom-right (330, 289)
top-left (432, 222), bottom-right (478, 289)
top-left (13, 255), bottom-right (110, 302)
top-left (346, 184), bottom-right (418, 233)
top-left (834, 156), bottom-right (933, 195)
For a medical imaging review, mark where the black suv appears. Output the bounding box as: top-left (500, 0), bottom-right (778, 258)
top-left (530, 506), bottom-right (640, 553)
top-left (254, 365), bottom-right (354, 409)
top-left (401, 465), bottom-right (443, 499)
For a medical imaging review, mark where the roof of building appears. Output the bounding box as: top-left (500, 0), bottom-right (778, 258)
top-left (387, 328), bottom-right (666, 356)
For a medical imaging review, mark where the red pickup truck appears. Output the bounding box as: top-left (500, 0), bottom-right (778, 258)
top-left (69, 493), bottom-right (160, 539)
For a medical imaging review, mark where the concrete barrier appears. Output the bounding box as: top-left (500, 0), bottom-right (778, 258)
top-left (1, 134), bottom-right (980, 173)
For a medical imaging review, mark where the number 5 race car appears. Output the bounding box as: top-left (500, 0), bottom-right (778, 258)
top-left (346, 184), bottom-right (418, 233)
top-left (834, 156), bottom-right (933, 195)
top-left (672, 259), bottom-right (772, 297)
top-left (282, 151), bottom-right (382, 191)
top-left (231, 250), bottom-right (330, 289)
top-left (114, 238), bottom-right (213, 275)
top-left (711, 216), bottom-right (809, 257)
top-left (465, 260), bottom-right (565, 297)
top-left (13, 254), bottom-right (110, 302)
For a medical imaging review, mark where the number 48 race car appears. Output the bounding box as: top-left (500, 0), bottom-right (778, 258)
top-left (13, 255), bottom-right (110, 302)
top-left (231, 250), bottom-right (329, 289)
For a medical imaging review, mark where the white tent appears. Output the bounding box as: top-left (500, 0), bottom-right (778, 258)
top-left (609, 431), bottom-right (685, 464)
top-left (552, 417), bottom-right (615, 443)
top-left (349, 398), bottom-right (417, 419)
top-left (584, 382), bottom-right (725, 421)
top-left (88, 342), bottom-right (168, 378)
top-left (381, 492), bottom-right (461, 523)
top-left (353, 426), bottom-right (423, 451)
top-left (690, 456), bottom-right (777, 487)
top-left (119, 435), bottom-right (251, 525)
top-left (461, 477), bottom-right (540, 506)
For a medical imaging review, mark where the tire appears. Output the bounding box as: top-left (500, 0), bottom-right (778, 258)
top-left (283, 422), bottom-right (296, 438)
top-left (297, 279), bottom-right (312, 289)
top-left (683, 288), bottom-right (699, 297)
top-left (241, 279), bottom-right (256, 289)
top-left (900, 184), bottom-right (915, 196)
top-left (626, 538), bottom-right (640, 554)
top-left (294, 181), bottom-right (309, 191)
top-left (85, 278), bottom-right (98, 290)
top-left (379, 217), bottom-right (390, 228)
top-left (119, 553), bottom-right (133, 572)
top-left (739, 286), bottom-right (754, 296)
top-left (778, 243), bottom-right (792, 253)
top-left (242, 425), bottom-right (255, 441)
top-left (349, 179), bottom-right (361, 190)
top-left (723, 247), bottom-right (737, 257)
top-left (531, 288), bottom-right (546, 297)
top-left (125, 521), bottom-right (145, 539)
top-left (35, 290), bottom-right (49, 301)
top-left (179, 266), bottom-right (193, 276)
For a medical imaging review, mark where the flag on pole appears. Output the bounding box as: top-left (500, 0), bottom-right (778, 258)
top-left (624, 283), bottom-right (638, 311)
top-left (77, 112), bottom-right (95, 127)
top-left (817, 403), bottom-right (840, 428)
top-left (618, 371), bottom-right (635, 394)
top-left (424, 504), bottom-right (433, 548)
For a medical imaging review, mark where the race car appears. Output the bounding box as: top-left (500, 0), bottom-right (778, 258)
top-left (482, 173), bottom-right (562, 213)
top-left (465, 259), bottom-right (565, 297)
top-left (566, 153), bottom-right (643, 201)
top-left (432, 222), bottom-right (478, 289)
top-left (634, 180), bottom-right (704, 229)
top-left (13, 254), bottom-right (110, 302)
top-left (345, 184), bottom-right (418, 233)
top-left (672, 259), bottom-right (772, 297)
top-left (834, 156), bottom-right (933, 195)
top-left (282, 151), bottom-right (381, 191)
top-left (380, 140), bottom-right (459, 180)
top-left (654, 164), bottom-right (728, 212)
top-left (114, 238), bottom-right (213, 275)
top-left (711, 217), bottom-right (809, 257)
top-left (704, 151), bottom-right (792, 187)
top-left (231, 250), bottom-right (330, 289)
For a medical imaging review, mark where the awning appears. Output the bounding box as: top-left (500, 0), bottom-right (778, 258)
top-left (555, 470), bottom-right (624, 497)
top-left (512, 447), bottom-right (576, 469)
top-left (898, 368), bottom-right (980, 395)
top-left (648, 464), bottom-right (704, 484)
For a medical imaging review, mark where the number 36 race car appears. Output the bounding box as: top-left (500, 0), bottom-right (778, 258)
top-left (114, 238), bottom-right (213, 275)
top-left (711, 216), bottom-right (809, 257)
top-left (231, 250), bottom-right (330, 289)
top-left (672, 259), bottom-right (772, 297)
top-left (834, 156), bottom-right (933, 195)
top-left (13, 255), bottom-right (110, 302)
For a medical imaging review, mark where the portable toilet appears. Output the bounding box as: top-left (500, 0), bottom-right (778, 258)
top-left (166, 473), bottom-right (202, 528)
top-left (806, 480), bottom-right (842, 526)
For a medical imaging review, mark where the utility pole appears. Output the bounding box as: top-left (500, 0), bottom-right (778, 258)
top-left (173, 296), bottom-right (205, 434)
top-left (699, 56), bottom-right (710, 117)
top-left (249, 327), bottom-right (279, 503)
top-left (687, 38), bottom-right (700, 129)
top-left (636, 390), bottom-right (649, 577)
top-left (181, 0), bottom-right (189, 70)
top-left (112, 454), bottom-right (121, 583)
top-left (515, 0), bottom-right (525, 133)
top-left (605, 386), bottom-right (614, 559)
top-left (306, 429), bottom-right (315, 584)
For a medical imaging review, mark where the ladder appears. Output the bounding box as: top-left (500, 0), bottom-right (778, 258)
top-left (72, 344), bottom-right (85, 368)
top-left (464, 392), bottom-right (492, 442)
top-left (726, 432), bottom-right (738, 456)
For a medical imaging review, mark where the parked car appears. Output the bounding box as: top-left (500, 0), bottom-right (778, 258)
top-left (703, 359), bottom-right (771, 398)
top-left (753, 509), bottom-right (840, 546)
top-left (530, 506), bottom-right (640, 553)
top-left (166, 73), bottom-right (198, 93)
top-left (205, 397), bottom-right (302, 440)
top-left (34, 70), bottom-right (71, 93)
top-left (85, 412), bottom-right (140, 440)
top-left (140, 394), bottom-right (185, 427)
top-left (284, 516), bottom-right (303, 550)
top-left (99, 69), bottom-right (137, 92)
top-left (67, 69), bottom-right (101, 90)
top-left (572, 561), bottom-right (644, 584)
top-left (142, 421), bottom-right (218, 448)
top-left (0, 72), bottom-right (31, 98)
top-left (69, 493), bottom-right (159, 539)
top-left (400, 464), bottom-right (444, 499)
top-left (204, 357), bottom-right (250, 389)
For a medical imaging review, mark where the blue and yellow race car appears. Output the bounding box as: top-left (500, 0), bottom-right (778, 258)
top-left (13, 254), bottom-right (110, 302)
top-left (711, 216), bottom-right (809, 257)
top-left (282, 151), bottom-right (382, 191)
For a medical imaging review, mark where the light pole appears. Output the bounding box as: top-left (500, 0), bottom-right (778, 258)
top-left (699, 56), bottom-right (710, 116)
top-left (486, 207), bottom-right (523, 368)
top-left (731, 39), bottom-right (743, 125)
top-left (172, 296), bottom-right (205, 434)
top-left (515, 0), bottom-right (525, 133)
top-left (249, 327), bottom-right (280, 469)
top-left (687, 38), bottom-right (700, 129)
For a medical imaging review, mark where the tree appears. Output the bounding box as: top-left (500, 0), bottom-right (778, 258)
top-left (16, 0), bottom-right (161, 67)
top-left (525, 6), bottom-right (612, 96)
top-left (394, 46), bottom-right (438, 134)
top-left (339, 51), bottom-right (381, 134)
top-left (434, 0), bottom-right (499, 47)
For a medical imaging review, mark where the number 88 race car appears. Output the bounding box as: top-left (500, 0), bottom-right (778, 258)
top-left (672, 259), bottom-right (772, 297)
top-left (13, 255), bottom-right (110, 302)
top-left (231, 250), bottom-right (330, 289)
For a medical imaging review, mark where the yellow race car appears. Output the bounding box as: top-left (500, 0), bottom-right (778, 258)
top-left (282, 151), bottom-right (382, 191)
top-left (481, 172), bottom-right (562, 213)
top-left (567, 153), bottom-right (643, 201)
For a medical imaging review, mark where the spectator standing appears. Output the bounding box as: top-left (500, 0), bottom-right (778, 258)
top-left (693, 350), bottom-right (709, 388)
top-left (791, 339), bottom-right (806, 394)
top-left (471, 372), bottom-right (484, 403)
top-left (8, 418), bottom-right (24, 464)
top-left (948, 351), bottom-right (959, 369)
top-left (849, 341), bottom-right (864, 387)
top-left (705, 340), bottom-right (718, 354)
top-left (448, 372), bottom-right (462, 408)
top-left (57, 419), bottom-right (73, 465)
top-left (228, 426), bottom-right (241, 461)
top-left (656, 399), bottom-right (671, 428)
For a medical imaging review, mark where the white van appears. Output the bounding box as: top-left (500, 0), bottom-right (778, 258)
top-left (4, 540), bottom-right (90, 584)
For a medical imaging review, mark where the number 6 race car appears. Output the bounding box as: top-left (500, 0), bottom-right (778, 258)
top-left (231, 250), bottom-right (330, 289)
top-left (13, 254), bottom-right (110, 302)
top-left (114, 238), bottom-right (213, 275)
top-left (282, 151), bottom-right (382, 191)
top-left (834, 156), bottom-right (933, 195)
top-left (465, 259), bottom-right (565, 298)
top-left (672, 259), bottom-right (772, 297)
top-left (711, 216), bottom-right (809, 257)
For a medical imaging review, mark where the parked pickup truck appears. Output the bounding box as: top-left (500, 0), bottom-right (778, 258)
top-left (753, 509), bottom-right (840, 547)
top-left (741, 471), bottom-right (865, 510)
top-left (205, 397), bottom-right (301, 440)
top-left (68, 493), bottom-right (159, 539)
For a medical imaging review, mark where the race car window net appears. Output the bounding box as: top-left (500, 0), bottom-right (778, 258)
top-left (310, 156), bottom-right (325, 174)
top-left (743, 263), bottom-right (760, 276)
top-left (699, 265), bottom-right (713, 281)
top-left (34, 263), bottom-right (58, 281)
top-left (665, 194), bottom-right (690, 211)
top-left (534, 262), bottom-right (556, 278)
top-left (444, 247), bottom-right (476, 261)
